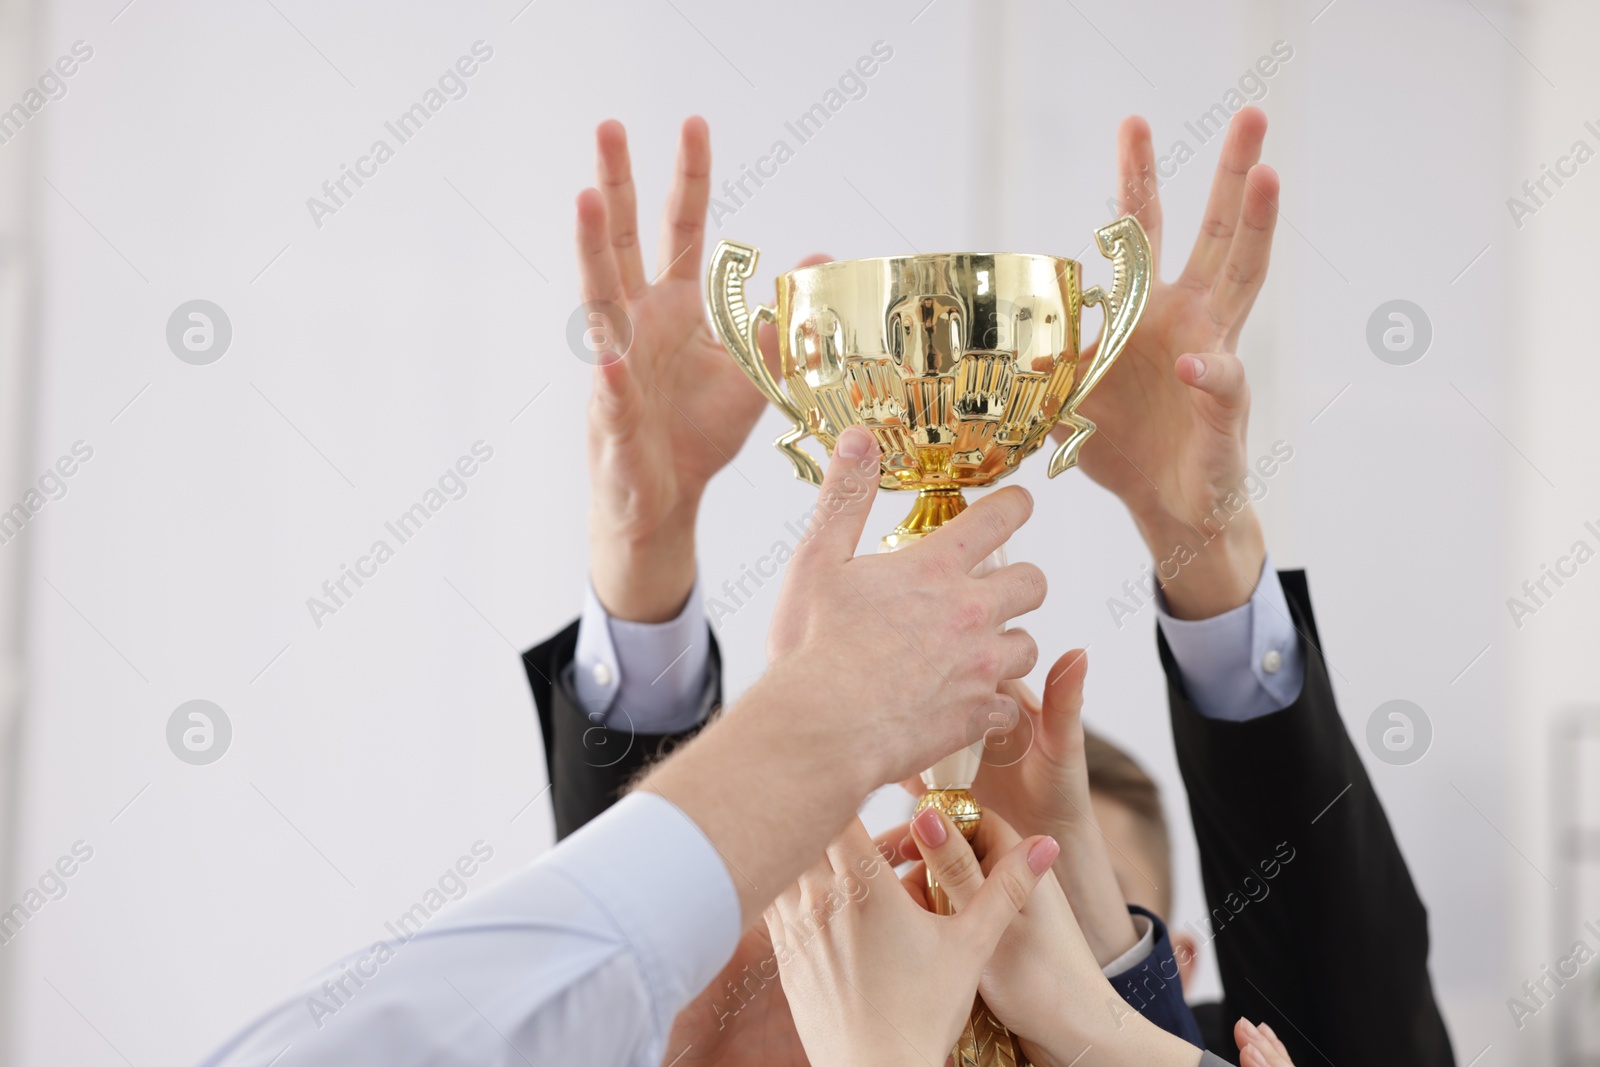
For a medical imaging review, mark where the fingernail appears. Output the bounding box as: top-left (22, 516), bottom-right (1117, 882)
top-left (1259, 1023), bottom-right (1278, 1041)
top-left (898, 834), bottom-right (919, 859)
top-left (836, 427), bottom-right (873, 460)
top-left (1185, 354), bottom-right (1206, 379)
top-left (912, 805), bottom-right (947, 848)
top-left (1241, 1019), bottom-right (1260, 1038)
top-left (1027, 836), bottom-right (1060, 874)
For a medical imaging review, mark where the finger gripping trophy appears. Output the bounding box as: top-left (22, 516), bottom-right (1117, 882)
top-left (707, 220), bottom-right (1151, 1067)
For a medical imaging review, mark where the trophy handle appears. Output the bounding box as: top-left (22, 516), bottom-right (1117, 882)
top-left (706, 240), bottom-right (824, 487)
top-left (1046, 215), bottom-right (1153, 478)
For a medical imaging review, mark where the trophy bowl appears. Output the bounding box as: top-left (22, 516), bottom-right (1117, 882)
top-left (706, 216), bottom-right (1151, 543)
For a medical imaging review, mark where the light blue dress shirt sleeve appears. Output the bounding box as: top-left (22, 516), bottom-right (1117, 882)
top-left (573, 576), bottom-right (714, 734)
top-left (197, 792), bottom-right (741, 1067)
top-left (1154, 555), bottom-right (1305, 722)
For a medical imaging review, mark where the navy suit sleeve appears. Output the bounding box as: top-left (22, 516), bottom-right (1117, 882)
top-left (1107, 905), bottom-right (1205, 1049)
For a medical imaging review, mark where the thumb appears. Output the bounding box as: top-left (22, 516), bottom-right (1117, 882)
top-left (953, 834), bottom-right (1058, 957)
top-left (793, 426), bottom-right (880, 564)
top-left (1039, 649), bottom-right (1088, 755)
top-left (591, 356), bottom-right (640, 436)
top-left (1175, 351), bottom-right (1249, 421)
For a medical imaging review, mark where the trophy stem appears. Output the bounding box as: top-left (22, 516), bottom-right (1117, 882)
top-left (879, 486), bottom-right (968, 553)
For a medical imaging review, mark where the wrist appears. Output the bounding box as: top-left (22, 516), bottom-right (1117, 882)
top-left (1043, 826), bottom-right (1141, 966)
top-left (1134, 505), bottom-right (1266, 621)
top-left (589, 501), bottom-right (698, 623)
top-left (642, 658), bottom-right (879, 924)
top-left (763, 653), bottom-right (887, 799)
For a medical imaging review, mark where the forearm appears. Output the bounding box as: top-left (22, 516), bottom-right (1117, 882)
top-left (1134, 505), bottom-right (1266, 621)
top-left (640, 658), bottom-right (877, 924)
top-left (1049, 830), bottom-right (1140, 966)
top-left (589, 498), bottom-right (699, 623)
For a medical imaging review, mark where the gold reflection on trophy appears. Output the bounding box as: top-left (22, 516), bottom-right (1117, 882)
top-left (707, 219), bottom-right (1151, 1067)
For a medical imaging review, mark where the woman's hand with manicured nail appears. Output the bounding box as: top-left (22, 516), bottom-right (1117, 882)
top-left (767, 817), bottom-right (1052, 1067)
top-left (905, 806), bottom-right (1202, 1067)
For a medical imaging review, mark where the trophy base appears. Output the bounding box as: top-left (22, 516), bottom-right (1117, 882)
top-left (915, 788), bottom-right (1030, 1067)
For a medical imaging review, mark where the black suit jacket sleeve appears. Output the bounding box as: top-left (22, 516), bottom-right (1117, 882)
top-left (1163, 570), bottom-right (1454, 1066)
top-left (522, 619), bottom-right (721, 841)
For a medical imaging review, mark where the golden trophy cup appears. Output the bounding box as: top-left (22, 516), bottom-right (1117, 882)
top-left (706, 219), bottom-right (1151, 1067)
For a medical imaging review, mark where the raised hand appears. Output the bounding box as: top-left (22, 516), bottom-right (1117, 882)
top-left (1064, 107), bottom-right (1280, 619)
top-left (964, 649), bottom-right (1143, 967)
top-left (761, 427), bottom-right (1046, 783)
top-left (642, 429), bottom-right (1044, 924)
top-left (581, 117), bottom-right (826, 621)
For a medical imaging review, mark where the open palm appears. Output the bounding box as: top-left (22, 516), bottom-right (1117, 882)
top-left (580, 117), bottom-right (825, 620)
top-left (581, 118), bottom-right (764, 531)
top-left (1061, 108), bottom-right (1279, 535)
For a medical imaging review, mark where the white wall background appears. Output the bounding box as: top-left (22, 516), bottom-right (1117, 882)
top-left (0, 0), bottom-right (1592, 1064)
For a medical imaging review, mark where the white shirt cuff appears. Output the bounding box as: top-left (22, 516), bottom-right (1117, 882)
top-left (573, 575), bottom-right (713, 734)
top-left (1155, 554), bottom-right (1305, 722)
top-left (1102, 912), bottom-right (1155, 979)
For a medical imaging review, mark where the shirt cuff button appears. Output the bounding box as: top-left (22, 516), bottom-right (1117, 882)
top-left (1261, 649), bottom-right (1283, 675)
